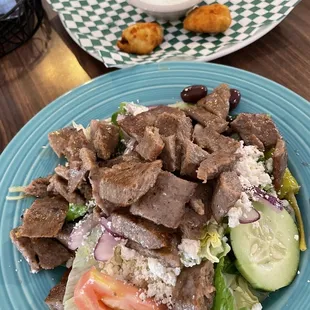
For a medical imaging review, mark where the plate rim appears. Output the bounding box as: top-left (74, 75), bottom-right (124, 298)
top-left (1, 60), bottom-right (309, 164)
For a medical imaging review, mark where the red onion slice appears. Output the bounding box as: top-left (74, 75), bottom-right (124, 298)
top-left (68, 213), bottom-right (101, 250)
top-left (251, 187), bottom-right (284, 213)
top-left (94, 231), bottom-right (122, 262)
top-left (239, 208), bottom-right (261, 224)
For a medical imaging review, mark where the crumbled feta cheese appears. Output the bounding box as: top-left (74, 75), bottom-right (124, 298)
top-left (86, 199), bottom-right (96, 209)
top-left (102, 245), bottom-right (179, 306)
top-left (235, 143), bottom-right (272, 189)
top-left (294, 235), bottom-right (299, 241)
top-left (178, 239), bottom-right (201, 267)
top-left (227, 206), bottom-right (243, 228)
top-left (235, 192), bottom-right (253, 212)
top-left (120, 245), bottom-right (136, 260)
top-left (228, 192), bottom-right (256, 228)
top-left (252, 303), bottom-right (263, 310)
top-left (124, 102), bottom-right (148, 116)
top-left (148, 258), bottom-right (180, 286)
top-left (265, 158), bottom-right (273, 173)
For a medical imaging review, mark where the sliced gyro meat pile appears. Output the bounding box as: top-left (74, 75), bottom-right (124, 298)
top-left (9, 83), bottom-right (292, 310)
top-left (10, 196), bottom-right (72, 273)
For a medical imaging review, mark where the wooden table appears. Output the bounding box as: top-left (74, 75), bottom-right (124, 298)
top-left (0, 0), bottom-right (309, 153)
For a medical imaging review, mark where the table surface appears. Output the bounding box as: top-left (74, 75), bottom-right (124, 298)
top-left (0, 0), bottom-right (309, 154)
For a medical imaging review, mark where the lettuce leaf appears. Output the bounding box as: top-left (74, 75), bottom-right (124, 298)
top-left (199, 219), bottom-right (231, 263)
top-left (213, 257), bottom-right (261, 310)
top-left (66, 203), bottom-right (88, 222)
top-left (111, 102), bottom-right (127, 125)
top-left (63, 225), bottom-right (102, 310)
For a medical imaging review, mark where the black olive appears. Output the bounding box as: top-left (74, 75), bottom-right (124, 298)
top-left (181, 85), bottom-right (207, 103)
top-left (229, 89), bottom-right (241, 110)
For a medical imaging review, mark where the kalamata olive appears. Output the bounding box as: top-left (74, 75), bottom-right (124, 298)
top-left (229, 88), bottom-right (241, 110)
top-left (181, 85), bottom-right (207, 103)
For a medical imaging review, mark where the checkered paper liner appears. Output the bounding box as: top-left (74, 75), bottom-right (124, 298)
top-left (47, 0), bottom-right (299, 68)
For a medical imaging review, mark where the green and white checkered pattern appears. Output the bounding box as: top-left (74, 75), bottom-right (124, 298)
top-left (47, 0), bottom-right (300, 68)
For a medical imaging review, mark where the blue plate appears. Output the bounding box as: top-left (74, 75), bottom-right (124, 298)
top-left (0, 62), bottom-right (309, 310)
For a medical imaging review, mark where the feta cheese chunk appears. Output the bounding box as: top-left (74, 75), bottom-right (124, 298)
top-left (235, 142), bottom-right (272, 189)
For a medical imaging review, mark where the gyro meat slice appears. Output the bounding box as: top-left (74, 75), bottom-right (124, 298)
top-left (159, 134), bottom-right (178, 172)
top-left (155, 112), bottom-right (193, 142)
top-left (118, 105), bottom-right (184, 141)
top-left (126, 238), bottom-right (181, 268)
top-left (79, 147), bottom-right (97, 171)
top-left (197, 83), bottom-right (230, 119)
top-left (185, 106), bottom-right (228, 133)
top-left (173, 260), bottom-right (215, 310)
top-left (90, 120), bottom-right (119, 160)
top-left (18, 196), bottom-right (68, 238)
top-left (10, 228), bottom-right (40, 273)
top-left (179, 207), bottom-right (211, 240)
top-left (189, 183), bottom-right (213, 216)
top-left (135, 126), bottom-right (164, 161)
top-left (111, 211), bottom-right (170, 250)
top-left (45, 269), bottom-right (70, 310)
top-left (180, 139), bottom-right (209, 178)
top-left (48, 175), bottom-right (85, 204)
top-left (89, 167), bottom-right (119, 216)
top-left (24, 175), bottom-right (52, 198)
top-left (48, 127), bottom-right (77, 158)
top-left (211, 171), bottom-right (242, 223)
top-left (31, 238), bottom-right (72, 270)
top-left (130, 171), bottom-right (197, 229)
top-left (99, 160), bottom-right (162, 206)
top-left (197, 151), bottom-right (240, 182)
top-left (230, 113), bottom-right (280, 150)
top-left (10, 228), bottom-right (72, 273)
top-left (193, 124), bottom-right (240, 153)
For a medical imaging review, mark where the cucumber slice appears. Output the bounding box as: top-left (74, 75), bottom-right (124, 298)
top-left (230, 201), bottom-right (300, 291)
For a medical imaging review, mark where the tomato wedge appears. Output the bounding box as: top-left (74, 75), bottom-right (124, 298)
top-left (74, 267), bottom-right (167, 310)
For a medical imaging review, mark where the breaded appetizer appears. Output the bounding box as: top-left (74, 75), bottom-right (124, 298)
top-left (184, 4), bottom-right (232, 34)
top-left (117, 22), bottom-right (163, 55)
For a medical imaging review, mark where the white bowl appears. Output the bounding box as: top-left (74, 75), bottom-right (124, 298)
top-left (127, 0), bottom-right (201, 21)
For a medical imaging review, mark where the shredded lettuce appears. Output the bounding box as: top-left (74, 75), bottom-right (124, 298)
top-left (213, 257), bottom-right (261, 310)
top-left (111, 102), bottom-right (127, 125)
top-left (63, 225), bottom-right (102, 310)
top-left (178, 220), bottom-right (231, 267)
top-left (66, 203), bottom-right (88, 222)
top-left (199, 219), bottom-right (231, 264)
